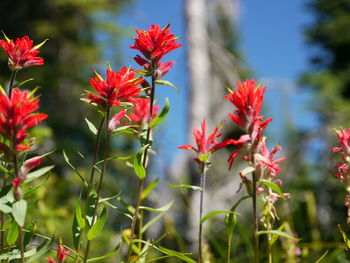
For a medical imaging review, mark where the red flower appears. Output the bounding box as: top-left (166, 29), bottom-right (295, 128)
top-left (0, 34), bottom-right (45, 69)
top-left (0, 88), bottom-right (47, 152)
top-left (47, 258), bottom-right (56, 263)
top-left (178, 120), bottom-right (249, 163)
top-left (129, 98), bottom-right (159, 126)
top-left (12, 177), bottom-right (21, 190)
top-left (130, 24), bottom-right (182, 63)
top-left (87, 67), bottom-right (142, 108)
top-left (224, 79), bottom-right (268, 132)
top-left (134, 55), bottom-right (173, 80)
top-left (20, 156), bottom-right (43, 176)
top-left (57, 243), bottom-right (70, 263)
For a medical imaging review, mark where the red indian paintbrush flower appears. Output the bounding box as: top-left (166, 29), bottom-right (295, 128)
top-left (130, 24), bottom-right (182, 63)
top-left (129, 98), bottom-right (160, 126)
top-left (87, 67), bottom-right (143, 109)
top-left (0, 88), bottom-right (47, 152)
top-left (224, 79), bottom-right (270, 133)
top-left (0, 34), bottom-right (46, 69)
top-left (178, 119), bottom-right (250, 163)
top-left (47, 243), bottom-right (70, 263)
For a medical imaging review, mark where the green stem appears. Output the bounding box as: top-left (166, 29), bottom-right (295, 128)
top-left (198, 162), bottom-right (206, 263)
top-left (252, 169), bottom-right (259, 263)
top-left (74, 117), bottom-right (105, 263)
top-left (227, 233), bottom-right (232, 263)
top-left (83, 108), bottom-right (111, 263)
top-left (127, 73), bottom-right (156, 262)
top-left (268, 234), bottom-right (272, 263)
top-left (8, 69), bottom-right (18, 98)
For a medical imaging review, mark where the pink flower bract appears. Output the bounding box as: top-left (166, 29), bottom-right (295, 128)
top-left (129, 98), bottom-right (159, 125)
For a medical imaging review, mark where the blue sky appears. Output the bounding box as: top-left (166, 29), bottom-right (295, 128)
top-left (116, 0), bottom-right (319, 161)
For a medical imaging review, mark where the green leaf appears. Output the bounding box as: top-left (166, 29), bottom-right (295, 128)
top-left (25, 165), bottom-right (54, 183)
top-left (135, 70), bottom-right (152, 77)
top-left (63, 150), bottom-right (88, 187)
top-left (23, 221), bottom-right (35, 248)
top-left (150, 98), bottom-right (170, 128)
top-left (140, 200), bottom-right (174, 213)
top-left (94, 155), bottom-right (131, 166)
top-left (133, 145), bottom-right (148, 179)
top-left (72, 214), bottom-right (81, 250)
top-left (13, 78), bottom-right (34, 89)
top-left (75, 201), bottom-right (85, 229)
top-left (87, 206), bottom-right (107, 240)
top-left (315, 250), bottom-right (329, 263)
top-left (201, 210), bottom-right (236, 224)
top-left (154, 80), bottom-right (179, 92)
top-left (167, 183), bottom-right (202, 191)
top-left (141, 178), bottom-right (159, 200)
top-left (27, 235), bottom-right (55, 263)
top-left (12, 200), bottom-right (27, 227)
top-left (7, 220), bottom-right (18, 246)
top-left (87, 242), bottom-right (121, 262)
top-left (258, 179), bottom-right (286, 200)
top-left (158, 246), bottom-right (195, 263)
top-left (110, 126), bottom-right (138, 136)
top-left (257, 230), bottom-right (300, 241)
top-left (85, 118), bottom-right (98, 135)
top-left (198, 152), bottom-right (210, 163)
top-left (86, 191), bottom-right (98, 226)
top-left (225, 195), bottom-right (251, 232)
top-left (338, 224), bottom-right (350, 251)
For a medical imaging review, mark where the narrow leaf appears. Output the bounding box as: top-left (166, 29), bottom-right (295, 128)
top-left (85, 118), bottom-right (98, 135)
top-left (86, 191), bottom-right (98, 226)
top-left (141, 178), bottom-right (159, 200)
top-left (26, 166), bottom-right (54, 182)
top-left (63, 150), bottom-right (88, 187)
top-left (23, 221), bottom-right (35, 248)
top-left (87, 206), bottom-right (107, 240)
top-left (315, 250), bottom-right (329, 263)
top-left (201, 210), bottom-right (236, 224)
top-left (257, 230), bottom-right (300, 241)
top-left (158, 246), bottom-right (195, 263)
top-left (12, 200), bottom-right (27, 227)
top-left (133, 145), bottom-right (148, 179)
top-left (154, 80), bottom-right (179, 92)
top-left (75, 202), bottom-right (85, 229)
top-left (27, 235), bottom-right (55, 263)
top-left (72, 214), bottom-right (81, 250)
top-left (87, 242), bottom-right (121, 262)
top-left (140, 200), bottom-right (174, 213)
top-left (150, 98), bottom-right (170, 128)
top-left (338, 224), bottom-right (350, 251)
top-left (167, 183), bottom-right (202, 191)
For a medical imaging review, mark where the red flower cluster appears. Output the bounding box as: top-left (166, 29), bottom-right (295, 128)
top-left (47, 243), bottom-right (70, 263)
top-left (130, 24), bottom-right (182, 63)
top-left (87, 67), bottom-right (143, 108)
top-left (0, 35), bottom-right (45, 69)
top-left (0, 88), bottom-right (47, 153)
top-left (131, 24), bottom-right (181, 80)
top-left (178, 120), bottom-right (249, 163)
top-left (129, 98), bottom-right (160, 126)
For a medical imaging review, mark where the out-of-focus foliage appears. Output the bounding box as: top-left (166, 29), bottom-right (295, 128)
top-left (301, 0), bottom-right (350, 125)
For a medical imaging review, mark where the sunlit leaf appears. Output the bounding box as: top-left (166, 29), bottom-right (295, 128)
top-left (150, 98), bottom-right (170, 128)
top-left (26, 166), bottom-right (54, 183)
top-left (201, 210), bottom-right (236, 224)
top-left (87, 206), bottom-right (107, 240)
top-left (140, 200), bottom-right (174, 213)
top-left (7, 220), bottom-right (18, 246)
top-left (85, 118), bottom-right (98, 135)
top-left (12, 200), bottom-right (27, 227)
top-left (257, 230), bottom-right (300, 241)
top-left (75, 201), bottom-right (85, 229)
top-left (167, 183), bottom-right (202, 191)
top-left (158, 246), bottom-right (195, 263)
top-left (87, 242), bottom-right (121, 262)
top-left (133, 145), bottom-right (148, 179)
top-left (154, 80), bottom-right (179, 92)
top-left (141, 178), bottom-right (159, 200)
top-left (258, 179), bottom-right (286, 200)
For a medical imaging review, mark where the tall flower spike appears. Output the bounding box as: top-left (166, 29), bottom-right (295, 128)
top-left (0, 88), bottom-right (47, 152)
top-left (0, 34), bottom-right (46, 69)
top-left (87, 67), bottom-right (143, 109)
top-left (130, 24), bottom-right (182, 63)
top-left (178, 119), bottom-right (250, 163)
